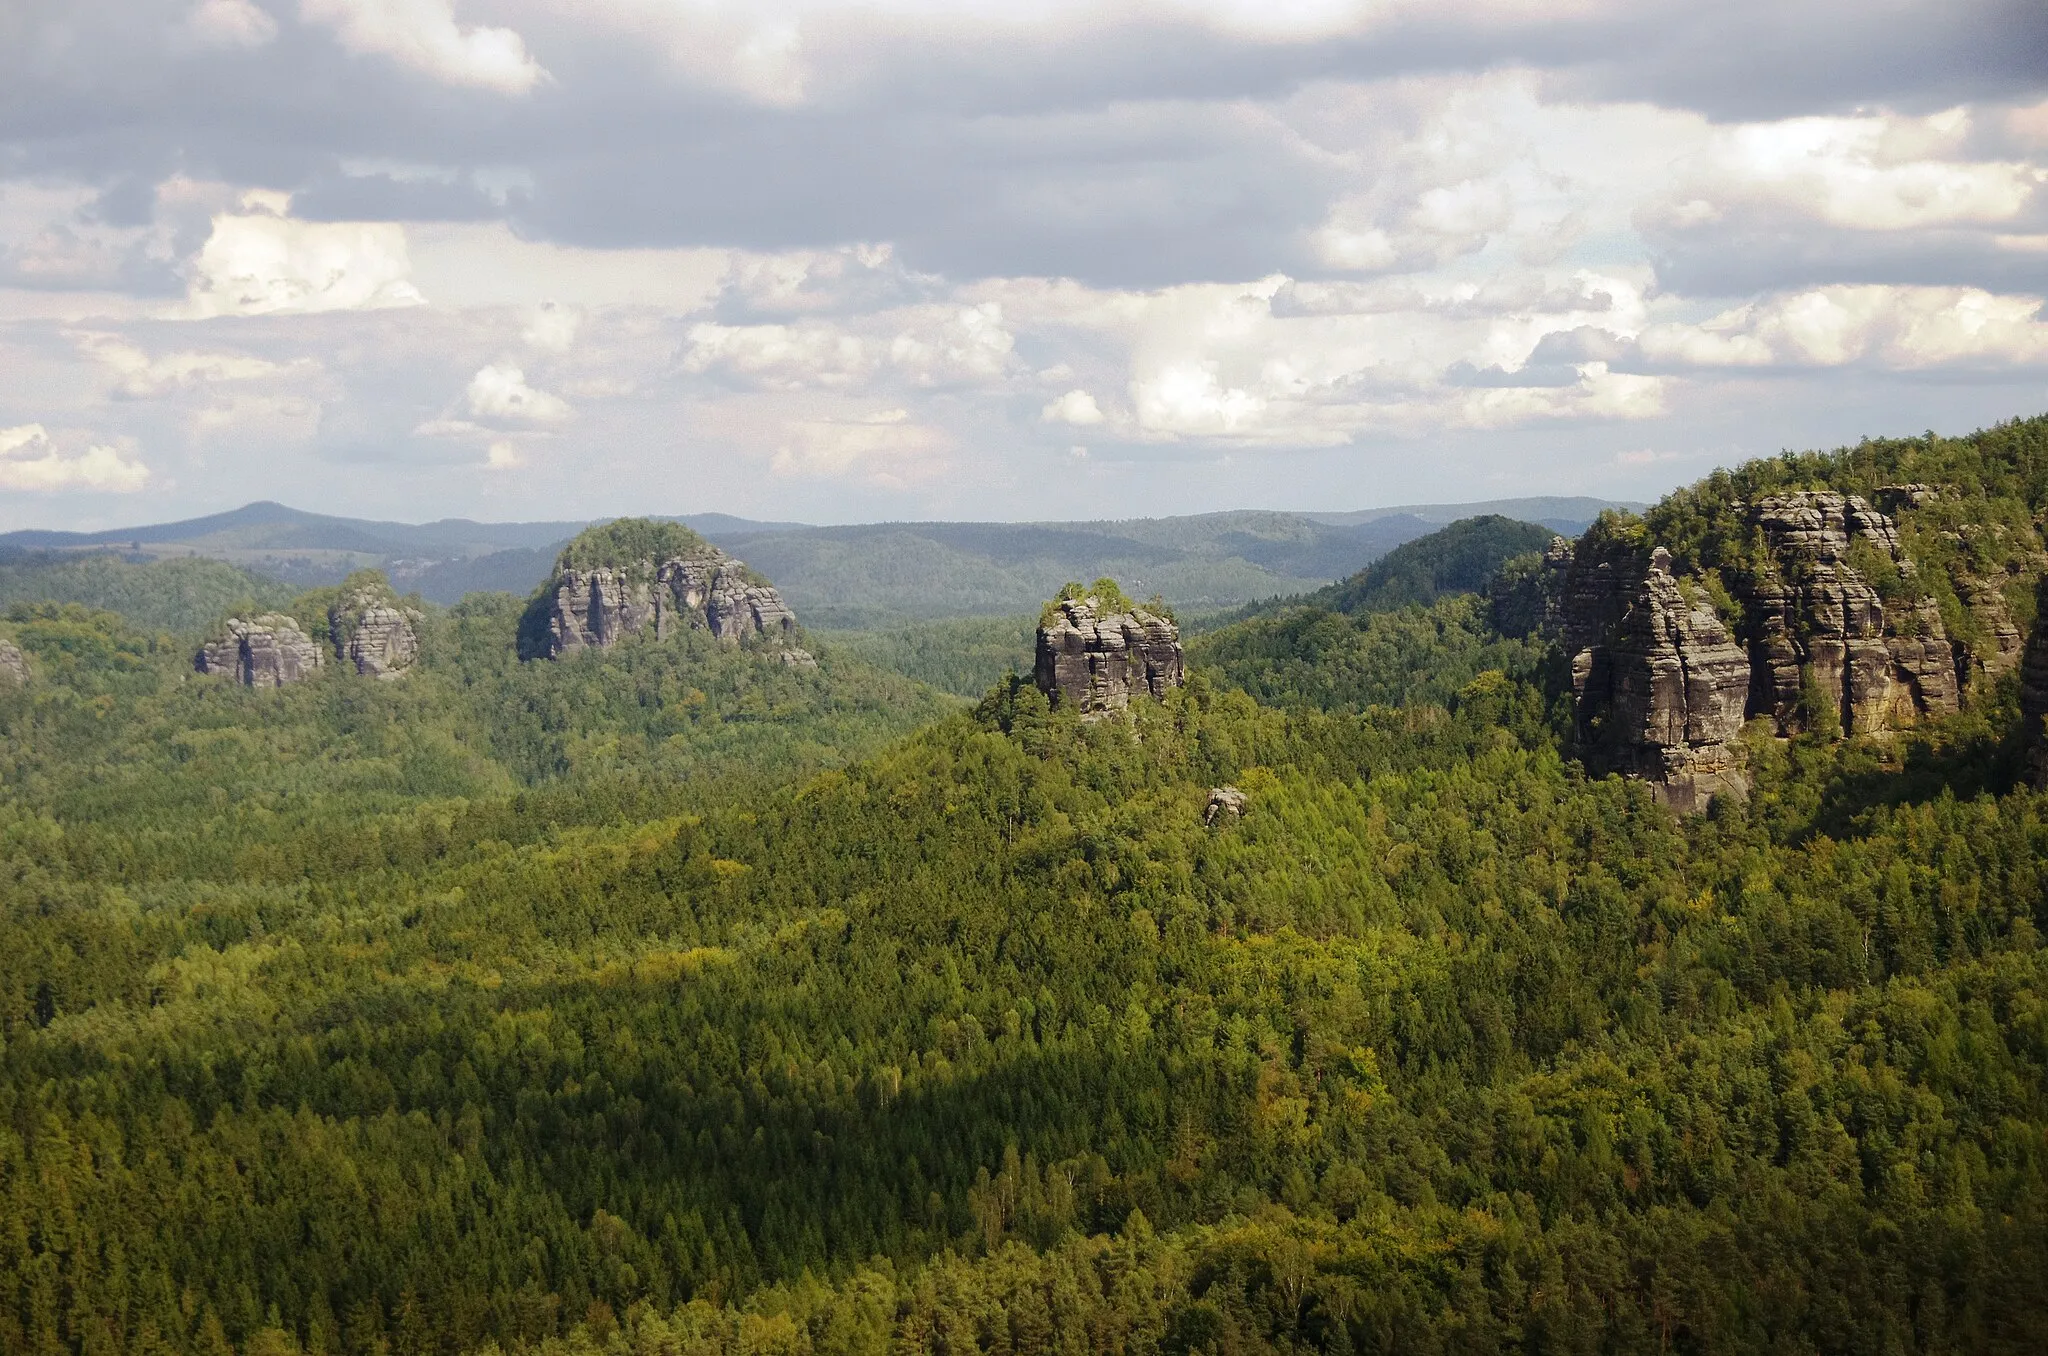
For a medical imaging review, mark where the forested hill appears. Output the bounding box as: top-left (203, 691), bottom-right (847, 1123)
top-left (0, 497), bottom-right (1633, 621)
top-left (3, 418), bottom-right (2048, 1355)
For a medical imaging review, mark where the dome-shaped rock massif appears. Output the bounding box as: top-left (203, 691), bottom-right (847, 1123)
top-left (1035, 580), bottom-right (1184, 714)
top-left (522, 519), bottom-right (801, 660)
top-left (1521, 487), bottom-right (2036, 810)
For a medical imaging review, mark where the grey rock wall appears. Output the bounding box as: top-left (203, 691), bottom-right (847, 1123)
top-left (1554, 492), bottom-right (1975, 810)
top-left (331, 584), bottom-right (422, 678)
top-left (542, 551), bottom-right (797, 657)
top-left (1035, 594), bottom-right (1184, 714)
top-left (196, 615), bottom-right (325, 687)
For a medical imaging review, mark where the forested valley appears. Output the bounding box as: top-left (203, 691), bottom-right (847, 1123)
top-left (5, 418), bottom-right (2048, 1355)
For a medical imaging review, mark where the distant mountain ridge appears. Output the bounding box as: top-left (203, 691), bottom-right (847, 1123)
top-left (0, 496), bottom-right (1639, 623)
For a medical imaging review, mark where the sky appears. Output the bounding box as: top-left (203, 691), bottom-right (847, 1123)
top-left (2, 0), bottom-right (2046, 530)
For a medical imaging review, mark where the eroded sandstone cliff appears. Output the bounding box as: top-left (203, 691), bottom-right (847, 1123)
top-left (0, 638), bottom-right (26, 684)
top-left (330, 581), bottom-right (422, 679)
top-left (527, 521), bottom-right (800, 660)
top-left (1545, 489), bottom-right (2015, 809)
top-left (196, 615), bottom-right (325, 687)
top-left (1035, 588), bottom-right (1184, 714)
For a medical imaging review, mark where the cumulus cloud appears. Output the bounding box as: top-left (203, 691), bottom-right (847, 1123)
top-left (184, 199), bottom-right (425, 316)
top-left (1, 0), bottom-right (2046, 521)
top-left (0, 425), bottom-right (151, 493)
top-left (682, 322), bottom-right (873, 390)
top-left (1649, 110), bottom-right (2042, 234)
top-left (1634, 286), bottom-right (2048, 370)
top-left (300, 0), bottom-right (547, 94)
top-left (465, 364), bottom-right (571, 422)
top-left (1042, 390), bottom-right (1104, 425)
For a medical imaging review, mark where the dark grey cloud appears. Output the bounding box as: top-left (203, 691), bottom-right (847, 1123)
top-left (4, 0), bottom-right (2044, 292)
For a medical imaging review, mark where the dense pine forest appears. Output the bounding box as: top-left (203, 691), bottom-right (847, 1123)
top-left (5, 417), bottom-right (2048, 1355)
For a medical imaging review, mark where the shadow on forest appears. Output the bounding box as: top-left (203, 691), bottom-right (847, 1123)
top-left (1796, 722), bottom-right (2023, 843)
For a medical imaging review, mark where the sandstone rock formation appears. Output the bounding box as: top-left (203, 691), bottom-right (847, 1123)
top-left (538, 549), bottom-right (798, 658)
top-left (1561, 542), bottom-right (1752, 813)
top-left (196, 615), bottom-right (324, 687)
top-left (1035, 588), bottom-right (1184, 715)
top-left (1745, 492), bottom-right (1958, 735)
top-left (1205, 786), bottom-right (1248, 825)
top-left (330, 582), bottom-right (421, 679)
top-left (1549, 492), bottom-right (1972, 809)
top-left (0, 638), bottom-right (26, 684)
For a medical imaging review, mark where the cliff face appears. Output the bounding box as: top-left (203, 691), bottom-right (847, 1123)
top-left (1561, 544), bottom-right (1751, 813)
top-left (0, 638), bottom-right (25, 684)
top-left (196, 615), bottom-right (325, 687)
top-left (540, 553), bottom-right (797, 658)
top-left (1035, 594), bottom-right (1184, 714)
top-left (330, 583), bottom-right (421, 679)
top-left (1550, 490), bottom-right (1998, 809)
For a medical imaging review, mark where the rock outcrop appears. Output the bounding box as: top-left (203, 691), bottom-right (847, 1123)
top-left (0, 638), bottom-right (26, 684)
top-left (330, 583), bottom-right (421, 679)
top-left (1035, 589), bottom-right (1184, 714)
top-left (195, 615), bottom-right (325, 687)
top-left (1204, 786), bottom-right (1248, 825)
top-left (1561, 542), bottom-right (1752, 813)
top-left (1744, 492), bottom-right (1958, 735)
top-left (1549, 491), bottom-right (1973, 809)
top-left (539, 549), bottom-right (797, 658)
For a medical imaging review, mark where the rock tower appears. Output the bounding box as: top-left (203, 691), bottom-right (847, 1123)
top-left (1034, 585), bottom-right (1184, 714)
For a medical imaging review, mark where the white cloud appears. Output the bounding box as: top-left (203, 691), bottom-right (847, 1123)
top-left (465, 364), bottom-right (571, 422)
top-left (1456, 363), bottom-right (1666, 428)
top-left (485, 440), bottom-right (524, 469)
top-left (1133, 363), bottom-right (1267, 436)
top-left (0, 425), bottom-right (151, 493)
top-left (887, 304), bottom-right (1015, 386)
top-left (184, 204), bottom-right (424, 317)
top-left (75, 333), bottom-right (285, 397)
top-left (522, 302), bottom-right (580, 351)
top-left (1638, 286), bottom-right (2048, 370)
top-left (770, 409), bottom-right (950, 487)
top-left (1653, 110), bottom-right (2042, 233)
top-left (1042, 389), bottom-right (1104, 425)
top-left (300, 0), bottom-right (547, 95)
top-left (682, 321), bottom-right (874, 390)
top-left (188, 0), bottom-right (279, 47)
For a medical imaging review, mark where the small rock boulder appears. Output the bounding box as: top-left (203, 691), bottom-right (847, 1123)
top-left (0, 638), bottom-right (26, 684)
top-left (1034, 582), bottom-right (1184, 715)
top-left (1204, 786), bottom-right (1248, 825)
top-left (196, 615), bottom-right (324, 687)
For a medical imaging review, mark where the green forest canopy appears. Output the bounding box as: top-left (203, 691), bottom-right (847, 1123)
top-left (1, 413), bottom-right (2047, 1355)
